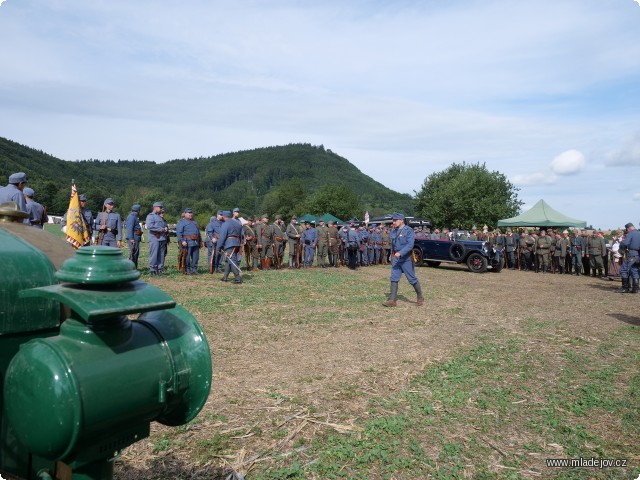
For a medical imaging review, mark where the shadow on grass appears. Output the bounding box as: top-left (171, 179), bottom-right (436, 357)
top-left (115, 454), bottom-right (232, 480)
top-left (607, 312), bottom-right (640, 326)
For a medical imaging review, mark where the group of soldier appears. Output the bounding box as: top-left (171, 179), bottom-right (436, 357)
top-left (0, 172), bottom-right (48, 227)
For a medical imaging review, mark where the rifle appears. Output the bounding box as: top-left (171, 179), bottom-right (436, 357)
top-left (40, 204), bottom-right (48, 230)
top-left (96, 205), bottom-right (106, 245)
top-left (178, 243), bottom-right (187, 274)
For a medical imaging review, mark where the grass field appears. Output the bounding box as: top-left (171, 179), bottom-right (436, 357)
top-left (46, 226), bottom-right (640, 479)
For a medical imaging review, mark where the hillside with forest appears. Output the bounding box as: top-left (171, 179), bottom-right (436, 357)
top-left (0, 137), bottom-right (413, 223)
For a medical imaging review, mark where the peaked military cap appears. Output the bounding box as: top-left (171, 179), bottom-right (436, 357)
top-left (233, 207), bottom-right (240, 213)
top-left (8, 172), bottom-right (27, 184)
top-left (275, 214), bottom-right (283, 220)
top-left (132, 204), bottom-right (141, 212)
top-left (184, 208), bottom-right (193, 213)
top-left (78, 194), bottom-right (87, 201)
top-left (248, 216), bottom-right (255, 221)
top-left (625, 222), bottom-right (634, 229)
top-left (392, 212), bottom-right (405, 220)
top-left (153, 201), bottom-right (163, 208)
top-left (104, 198), bottom-right (114, 205)
top-left (23, 187), bottom-right (35, 197)
top-left (217, 210), bottom-right (223, 215)
top-left (292, 215), bottom-right (298, 220)
top-left (222, 210), bottom-right (231, 217)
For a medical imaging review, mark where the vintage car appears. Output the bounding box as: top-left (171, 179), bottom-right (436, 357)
top-left (412, 237), bottom-right (503, 273)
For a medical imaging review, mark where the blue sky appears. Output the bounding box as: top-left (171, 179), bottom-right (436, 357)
top-left (1, 0), bottom-right (639, 228)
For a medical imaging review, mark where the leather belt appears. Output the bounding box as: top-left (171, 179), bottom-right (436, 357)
top-left (183, 235), bottom-right (199, 239)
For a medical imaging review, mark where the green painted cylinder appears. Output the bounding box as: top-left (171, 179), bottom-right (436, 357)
top-left (3, 305), bottom-right (211, 462)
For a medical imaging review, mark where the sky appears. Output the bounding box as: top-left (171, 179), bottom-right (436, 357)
top-left (1, 0), bottom-right (640, 229)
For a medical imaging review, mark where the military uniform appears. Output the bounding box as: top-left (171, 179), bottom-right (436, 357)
top-left (618, 223), bottom-right (640, 293)
top-left (380, 227), bottom-right (391, 265)
top-left (271, 215), bottom-right (287, 269)
top-left (327, 221), bottom-right (340, 267)
top-left (218, 211), bottom-right (244, 284)
top-left (384, 213), bottom-right (424, 307)
top-left (316, 220), bottom-right (330, 268)
top-left (242, 217), bottom-right (259, 270)
top-left (358, 227), bottom-right (369, 266)
top-left (587, 232), bottom-right (605, 277)
top-left (125, 205), bottom-right (143, 268)
top-left (95, 198), bottom-right (123, 248)
top-left (345, 225), bottom-right (359, 270)
top-left (23, 187), bottom-right (45, 228)
top-left (256, 215), bottom-right (273, 269)
top-left (205, 211), bottom-right (224, 273)
top-left (570, 231), bottom-right (584, 275)
top-left (554, 234), bottom-right (568, 274)
top-left (286, 216), bottom-right (303, 268)
top-left (146, 201), bottom-right (168, 275)
top-left (0, 172), bottom-right (28, 219)
top-left (300, 221), bottom-right (318, 267)
top-left (176, 208), bottom-right (202, 274)
top-left (504, 230), bottom-right (517, 269)
top-left (518, 230), bottom-right (533, 271)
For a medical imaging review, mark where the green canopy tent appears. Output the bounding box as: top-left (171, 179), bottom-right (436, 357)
top-left (297, 213), bottom-right (344, 224)
top-left (497, 199), bottom-right (586, 228)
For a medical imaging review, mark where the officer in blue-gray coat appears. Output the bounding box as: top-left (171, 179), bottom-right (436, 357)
top-left (126, 204), bottom-right (143, 268)
top-left (176, 207), bottom-right (202, 274)
top-left (301, 221), bottom-right (318, 267)
top-left (218, 210), bottom-right (244, 283)
top-left (205, 210), bottom-right (225, 273)
top-left (146, 201), bottom-right (168, 275)
top-left (94, 198), bottom-right (123, 248)
top-left (570, 229), bottom-right (585, 276)
top-left (0, 172), bottom-right (28, 215)
top-left (384, 212), bottom-right (424, 307)
top-left (346, 224), bottom-right (360, 270)
top-left (23, 187), bottom-right (45, 228)
top-left (618, 222), bottom-right (640, 293)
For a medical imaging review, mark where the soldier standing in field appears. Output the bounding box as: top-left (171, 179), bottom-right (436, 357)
top-left (618, 222), bottom-right (640, 293)
top-left (300, 221), bottom-right (318, 267)
top-left (126, 204), bottom-right (143, 269)
top-left (0, 172), bottom-right (28, 214)
top-left (271, 214), bottom-right (286, 269)
top-left (95, 198), bottom-right (123, 248)
top-left (146, 201), bottom-right (168, 275)
top-left (316, 218), bottom-right (330, 268)
top-left (176, 207), bottom-right (202, 275)
top-left (327, 220), bottom-right (340, 268)
top-left (570, 229), bottom-right (584, 276)
top-left (380, 225), bottom-right (391, 265)
top-left (256, 214), bottom-right (273, 269)
top-left (205, 211), bottom-right (224, 273)
top-left (242, 216), bottom-right (259, 271)
top-left (588, 230), bottom-right (606, 277)
top-left (218, 210), bottom-right (244, 284)
top-left (286, 215), bottom-right (303, 268)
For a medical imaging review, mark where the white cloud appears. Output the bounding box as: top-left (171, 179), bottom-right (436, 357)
top-left (550, 149), bottom-right (586, 175)
top-left (510, 170), bottom-right (558, 186)
top-left (605, 133), bottom-right (640, 166)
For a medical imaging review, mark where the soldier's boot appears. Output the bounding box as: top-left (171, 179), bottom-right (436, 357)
top-left (616, 278), bottom-right (629, 293)
top-left (221, 262), bottom-right (231, 282)
top-left (413, 282), bottom-right (424, 306)
top-left (383, 281), bottom-right (399, 307)
top-left (632, 279), bottom-right (639, 294)
top-left (598, 269), bottom-right (603, 278)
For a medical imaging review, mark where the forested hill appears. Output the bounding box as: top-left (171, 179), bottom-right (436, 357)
top-left (0, 137), bottom-right (413, 222)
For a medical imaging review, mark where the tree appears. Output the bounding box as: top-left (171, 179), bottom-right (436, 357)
top-left (260, 178), bottom-right (306, 219)
top-left (414, 162), bottom-right (522, 229)
top-left (304, 184), bottom-right (363, 221)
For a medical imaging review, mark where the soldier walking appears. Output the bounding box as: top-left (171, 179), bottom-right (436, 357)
top-left (383, 213), bottom-right (424, 307)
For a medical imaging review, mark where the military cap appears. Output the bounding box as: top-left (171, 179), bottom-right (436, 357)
top-left (153, 201), bottom-right (163, 208)
top-left (506, 228), bottom-right (512, 232)
top-left (222, 210), bottom-right (231, 217)
top-left (292, 215), bottom-right (298, 220)
top-left (23, 187), bottom-right (35, 197)
top-left (132, 204), bottom-right (141, 212)
top-left (233, 207), bottom-right (240, 213)
top-left (8, 172), bottom-right (27, 184)
top-left (262, 213), bottom-right (269, 219)
top-left (217, 210), bottom-right (223, 215)
top-left (304, 220), bottom-right (310, 225)
top-left (78, 194), bottom-right (87, 202)
top-left (184, 208), bottom-right (193, 213)
top-left (104, 198), bottom-right (115, 206)
top-left (248, 216), bottom-right (255, 221)
top-left (625, 222), bottom-right (634, 229)
top-left (275, 214), bottom-right (283, 220)
top-left (392, 212), bottom-right (405, 220)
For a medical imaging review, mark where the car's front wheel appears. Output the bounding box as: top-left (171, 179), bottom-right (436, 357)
top-left (412, 247), bottom-right (424, 266)
top-left (466, 252), bottom-right (488, 273)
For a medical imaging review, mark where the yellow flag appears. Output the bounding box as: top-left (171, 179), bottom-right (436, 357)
top-left (65, 184), bottom-right (90, 249)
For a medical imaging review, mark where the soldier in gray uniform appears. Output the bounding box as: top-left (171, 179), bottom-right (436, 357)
top-left (316, 219), bottom-right (330, 268)
top-left (218, 210), bottom-right (244, 284)
top-left (271, 214), bottom-right (286, 269)
top-left (126, 204), bottom-right (143, 269)
top-left (570, 229), bottom-right (585, 276)
top-left (0, 172), bottom-right (28, 214)
top-left (176, 207), bottom-right (202, 275)
top-left (95, 198), bottom-right (123, 248)
top-left (61, 194), bottom-right (94, 240)
top-left (146, 201), bottom-right (168, 275)
top-left (23, 187), bottom-right (45, 228)
top-left (286, 215), bottom-right (303, 268)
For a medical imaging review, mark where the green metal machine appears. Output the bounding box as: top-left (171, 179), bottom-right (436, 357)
top-left (0, 202), bottom-right (212, 480)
